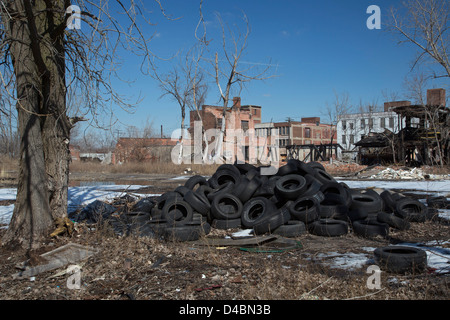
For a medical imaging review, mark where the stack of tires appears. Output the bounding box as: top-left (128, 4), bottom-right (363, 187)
top-left (124, 159), bottom-right (437, 242)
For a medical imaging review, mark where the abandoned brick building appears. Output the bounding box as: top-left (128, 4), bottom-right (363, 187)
top-left (188, 97), bottom-right (336, 163)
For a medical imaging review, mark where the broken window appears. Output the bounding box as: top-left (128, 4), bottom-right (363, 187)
top-left (380, 117), bottom-right (385, 128)
top-left (241, 120), bottom-right (249, 131)
top-left (342, 135), bottom-right (346, 144)
top-left (389, 117), bottom-right (394, 128)
top-left (361, 119), bottom-right (365, 129)
top-left (350, 134), bottom-right (354, 144)
top-left (342, 121), bottom-right (347, 130)
top-left (349, 122), bottom-right (354, 130)
top-left (305, 128), bottom-right (311, 138)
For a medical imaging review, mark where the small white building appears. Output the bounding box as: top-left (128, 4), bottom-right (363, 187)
top-left (336, 101), bottom-right (420, 161)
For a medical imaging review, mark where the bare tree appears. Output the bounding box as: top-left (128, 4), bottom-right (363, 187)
top-left (0, 1), bottom-right (167, 249)
top-left (156, 45), bottom-right (208, 163)
top-left (325, 91), bottom-right (352, 146)
top-left (388, 0), bottom-right (450, 79)
top-left (205, 12), bottom-right (276, 163)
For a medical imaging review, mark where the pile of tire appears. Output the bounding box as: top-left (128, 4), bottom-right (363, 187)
top-left (122, 159), bottom-right (438, 242)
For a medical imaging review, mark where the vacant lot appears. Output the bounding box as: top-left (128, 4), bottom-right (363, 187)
top-left (0, 164), bottom-right (449, 301)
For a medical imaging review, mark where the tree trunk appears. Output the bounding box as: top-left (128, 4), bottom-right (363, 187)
top-left (2, 1), bottom-right (70, 249)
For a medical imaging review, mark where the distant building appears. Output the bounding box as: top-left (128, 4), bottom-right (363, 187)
top-left (336, 102), bottom-right (412, 160)
top-left (255, 117), bottom-right (336, 162)
top-left (113, 137), bottom-right (178, 164)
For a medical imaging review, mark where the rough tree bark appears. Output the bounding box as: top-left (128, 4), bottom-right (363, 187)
top-left (2, 0), bottom-right (70, 249)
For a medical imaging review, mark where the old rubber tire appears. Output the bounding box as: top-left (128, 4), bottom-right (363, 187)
top-left (374, 246), bottom-right (427, 274)
top-left (183, 190), bottom-right (210, 216)
top-left (377, 212), bottom-right (411, 230)
top-left (207, 181), bottom-right (235, 202)
top-left (273, 220), bottom-right (307, 237)
top-left (241, 197), bottom-right (278, 228)
top-left (253, 206), bottom-right (291, 235)
top-left (394, 198), bottom-right (427, 221)
top-left (308, 219), bottom-right (348, 237)
top-left (319, 193), bottom-right (349, 220)
top-left (210, 193), bottom-right (243, 220)
top-left (161, 199), bottom-right (194, 225)
top-left (289, 196), bottom-right (320, 224)
top-left (313, 168), bottom-right (336, 184)
top-left (164, 225), bottom-right (201, 242)
top-left (208, 168), bottom-right (241, 189)
top-left (352, 219), bottom-right (389, 238)
top-left (350, 191), bottom-right (383, 213)
top-left (276, 162), bottom-right (298, 176)
top-left (211, 218), bottom-right (241, 230)
top-left (275, 174), bottom-right (307, 200)
top-left (184, 175), bottom-right (208, 190)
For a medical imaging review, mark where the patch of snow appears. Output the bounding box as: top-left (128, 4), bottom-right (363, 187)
top-left (337, 179), bottom-right (450, 192)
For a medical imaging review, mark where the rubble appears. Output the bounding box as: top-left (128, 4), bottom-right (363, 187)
top-left (369, 167), bottom-right (450, 180)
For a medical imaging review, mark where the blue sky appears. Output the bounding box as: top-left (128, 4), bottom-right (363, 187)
top-left (99, 0), bottom-right (448, 137)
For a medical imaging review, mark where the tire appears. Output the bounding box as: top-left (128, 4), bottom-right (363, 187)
top-left (241, 197), bottom-right (278, 228)
top-left (253, 207), bottom-right (291, 235)
top-left (123, 211), bottom-right (151, 225)
top-left (161, 198), bottom-right (194, 225)
top-left (211, 218), bottom-right (242, 230)
top-left (184, 220), bottom-right (211, 235)
top-left (308, 219), bottom-right (349, 237)
top-left (347, 208), bottom-right (368, 222)
top-left (352, 219), bottom-right (389, 238)
top-left (313, 168), bottom-right (336, 184)
top-left (217, 163), bottom-right (241, 176)
top-left (273, 220), bottom-right (307, 237)
top-left (374, 246), bottom-right (428, 274)
top-left (234, 162), bottom-right (257, 174)
top-left (289, 196), bottom-right (320, 224)
top-left (319, 193), bottom-right (349, 220)
top-left (208, 168), bottom-right (241, 189)
top-left (184, 190), bottom-right (210, 216)
top-left (210, 193), bottom-right (243, 220)
top-left (377, 212), bottom-right (411, 230)
top-left (276, 162), bottom-right (298, 176)
top-left (184, 175), bottom-right (208, 190)
top-left (350, 191), bottom-right (383, 213)
top-left (207, 181), bottom-right (235, 202)
top-left (275, 174), bottom-right (307, 200)
top-left (174, 186), bottom-right (191, 197)
top-left (164, 225), bottom-right (201, 242)
top-left (307, 161), bottom-right (325, 171)
top-left (427, 196), bottom-right (450, 209)
top-left (195, 185), bottom-right (214, 203)
top-left (394, 198), bottom-right (427, 221)
top-left (231, 176), bottom-right (262, 204)
top-left (320, 182), bottom-right (351, 207)
top-left (287, 159), bottom-right (315, 176)
top-left (146, 219), bottom-right (168, 238)
top-left (380, 190), bottom-right (396, 213)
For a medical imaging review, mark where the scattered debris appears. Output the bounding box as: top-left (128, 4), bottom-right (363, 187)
top-left (369, 167), bottom-right (450, 180)
top-left (13, 242), bottom-right (99, 279)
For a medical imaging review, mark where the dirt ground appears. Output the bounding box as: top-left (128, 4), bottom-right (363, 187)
top-left (0, 165), bottom-right (449, 302)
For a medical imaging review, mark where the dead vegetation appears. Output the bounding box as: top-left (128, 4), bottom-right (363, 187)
top-left (0, 211), bottom-right (448, 301)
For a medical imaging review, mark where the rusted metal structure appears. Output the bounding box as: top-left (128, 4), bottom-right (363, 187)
top-left (286, 143), bottom-right (343, 162)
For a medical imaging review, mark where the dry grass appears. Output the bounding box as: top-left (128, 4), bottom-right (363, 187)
top-left (0, 223), bottom-right (448, 301)
top-left (69, 161), bottom-right (220, 176)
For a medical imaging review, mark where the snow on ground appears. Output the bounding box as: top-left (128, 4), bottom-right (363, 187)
top-left (0, 184), bottom-right (159, 229)
top-left (0, 179), bottom-right (449, 274)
